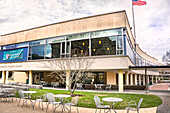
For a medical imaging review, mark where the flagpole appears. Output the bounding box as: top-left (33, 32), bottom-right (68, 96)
top-left (132, 0), bottom-right (137, 65)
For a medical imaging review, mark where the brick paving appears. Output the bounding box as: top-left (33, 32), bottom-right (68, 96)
top-left (0, 98), bottom-right (157, 113)
top-left (149, 83), bottom-right (170, 90)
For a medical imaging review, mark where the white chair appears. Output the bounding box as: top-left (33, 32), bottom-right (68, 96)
top-left (53, 82), bottom-right (59, 88)
top-left (94, 84), bottom-right (100, 90)
top-left (105, 85), bottom-right (112, 90)
top-left (46, 93), bottom-right (61, 113)
top-left (125, 98), bottom-right (143, 113)
top-left (17, 90), bottom-right (29, 108)
top-left (6, 88), bottom-right (17, 102)
top-left (76, 83), bottom-right (83, 90)
top-left (34, 92), bottom-right (48, 110)
top-left (64, 96), bottom-right (79, 113)
top-left (94, 96), bottom-right (110, 113)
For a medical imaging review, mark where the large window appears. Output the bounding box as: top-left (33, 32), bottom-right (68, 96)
top-left (45, 43), bottom-right (60, 59)
top-left (71, 39), bottom-right (89, 57)
top-left (29, 45), bottom-right (45, 60)
top-left (93, 72), bottom-right (106, 84)
top-left (91, 37), bottom-right (116, 56)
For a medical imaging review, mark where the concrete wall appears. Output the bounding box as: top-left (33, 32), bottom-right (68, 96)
top-left (13, 72), bottom-right (28, 83)
top-left (0, 56), bottom-right (133, 71)
top-left (136, 45), bottom-right (161, 65)
top-left (107, 72), bottom-right (116, 85)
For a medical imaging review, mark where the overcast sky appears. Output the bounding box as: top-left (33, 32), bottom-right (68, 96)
top-left (0, 0), bottom-right (169, 62)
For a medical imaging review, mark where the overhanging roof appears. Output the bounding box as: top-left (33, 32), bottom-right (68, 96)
top-left (129, 65), bottom-right (170, 72)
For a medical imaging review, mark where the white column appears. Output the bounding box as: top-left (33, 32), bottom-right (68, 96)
top-left (29, 70), bottom-right (33, 85)
top-left (152, 75), bottom-right (154, 85)
top-left (143, 75), bottom-right (145, 85)
top-left (155, 76), bottom-right (158, 84)
top-left (5, 71), bottom-right (9, 84)
top-left (147, 75), bottom-right (150, 85)
top-left (139, 75), bottom-right (141, 85)
top-left (66, 71), bottom-right (70, 90)
top-left (118, 70), bottom-right (124, 92)
top-left (2, 71), bottom-right (6, 84)
top-left (130, 73), bottom-right (133, 85)
top-left (125, 71), bottom-right (129, 85)
top-left (134, 74), bottom-right (137, 85)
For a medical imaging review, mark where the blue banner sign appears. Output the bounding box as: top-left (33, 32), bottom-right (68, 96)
top-left (0, 48), bottom-right (28, 63)
top-left (3, 49), bottom-right (23, 61)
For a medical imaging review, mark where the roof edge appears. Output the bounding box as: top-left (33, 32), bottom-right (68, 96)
top-left (1, 10), bottom-right (126, 36)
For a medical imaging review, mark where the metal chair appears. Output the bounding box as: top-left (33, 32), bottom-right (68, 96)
top-left (0, 89), bottom-right (6, 101)
top-left (105, 85), bottom-right (112, 90)
top-left (51, 82), bottom-right (59, 88)
top-left (46, 93), bottom-right (61, 113)
top-left (125, 98), bottom-right (143, 113)
top-left (17, 90), bottom-right (29, 107)
top-left (76, 83), bottom-right (83, 90)
top-left (34, 92), bottom-right (48, 110)
top-left (6, 88), bottom-right (17, 102)
top-left (94, 96), bottom-right (110, 113)
top-left (94, 84), bottom-right (100, 90)
top-left (64, 96), bottom-right (79, 113)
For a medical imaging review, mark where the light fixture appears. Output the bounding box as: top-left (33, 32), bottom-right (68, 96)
top-left (99, 41), bottom-right (101, 44)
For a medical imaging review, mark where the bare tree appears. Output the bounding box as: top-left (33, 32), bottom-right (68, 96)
top-left (45, 57), bottom-right (94, 95)
top-left (162, 50), bottom-right (170, 65)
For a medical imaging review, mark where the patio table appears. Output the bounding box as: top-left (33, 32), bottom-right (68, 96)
top-left (97, 84), bottom-right (104, 90)
top-left (102, 97), bottom-right (123, 113)
top-left (21, 91), bottom-right (37, 109)
top-left (54, 94), bottom-right (71, 113)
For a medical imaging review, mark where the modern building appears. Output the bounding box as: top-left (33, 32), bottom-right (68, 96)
top-left (0, 10), bottom-right (162, 92)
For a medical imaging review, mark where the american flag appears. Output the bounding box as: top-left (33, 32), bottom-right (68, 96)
top-left (133, 0), bottom-right (147, 6)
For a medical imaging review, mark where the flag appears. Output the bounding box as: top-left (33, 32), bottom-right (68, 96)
top-left (133, 0), bottom-right (147, 6)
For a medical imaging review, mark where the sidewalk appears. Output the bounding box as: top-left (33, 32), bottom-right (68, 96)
top-left (0, 99), bottom-right (157, 113)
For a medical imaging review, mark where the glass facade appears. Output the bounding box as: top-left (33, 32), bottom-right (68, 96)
top-left (29, 45), bottom-right (45, 60)
top-left (91, 37), bottom-right (116, 56)
top-left (71, 39), bottom-right (89, 57)
top-left (46, 43), bottom-right (60, 59)
top-left (0, 28), bottom-right (156, 66)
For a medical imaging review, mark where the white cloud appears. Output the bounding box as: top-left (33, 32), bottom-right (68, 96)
top-left (134, 0), bottom-right (170, 61)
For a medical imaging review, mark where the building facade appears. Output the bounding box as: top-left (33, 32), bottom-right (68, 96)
top-left (0, 10), bottom-right (161, 92)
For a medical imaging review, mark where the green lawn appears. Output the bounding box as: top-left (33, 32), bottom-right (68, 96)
top-left (27, 89), bottom-right (162, 109)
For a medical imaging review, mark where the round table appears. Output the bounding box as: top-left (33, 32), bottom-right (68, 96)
top-left (54, 94), bottom-right (71, 113)
top-left (102, 97), bottom-right (123, 113)
top-left (21, 91), bottom-right (37, 109)
top-left (54, 94), bottom-right (71, 98)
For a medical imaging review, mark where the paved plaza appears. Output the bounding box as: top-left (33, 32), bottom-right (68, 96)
top-left (0, 83), bottom-right (170, 113)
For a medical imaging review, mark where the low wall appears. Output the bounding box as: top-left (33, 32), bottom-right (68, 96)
top-left (84, 84), bottom-right (146, 90)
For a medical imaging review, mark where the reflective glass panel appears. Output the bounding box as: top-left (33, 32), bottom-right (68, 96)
top-left (45, 43), bottom-right (60, 59)
top-left (16, 42), bottom-right (29, 48)
top-left (91, 29), bottom-right (122, 38)
top-left (47, 36), bottom-right (65, 43)
top-left (71, 39), bottom-right (89, 57)
top-left (117, 36), bottom-right (123, 49)
top-left (68, 33), bottom-right (89, 41)
top-left (117, 50), bottom-right (123, 55)
top-left (28, 47), bottom-right (32, 60)
top-left (91, 37), bottom-right (116, 56)
top-left (29, 39), bottom-right (46, 46)
top-left (31, 45), bottom-right (45, 60)
top-left (2, 44), bottom-right (15, 50)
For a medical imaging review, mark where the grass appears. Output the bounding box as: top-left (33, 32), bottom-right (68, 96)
top-left (26, 89), bottom-right (162, 109)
